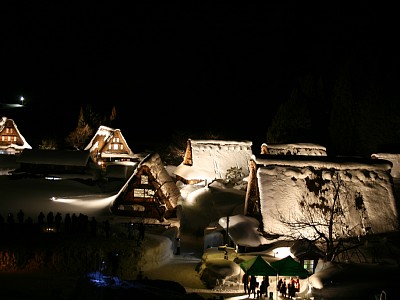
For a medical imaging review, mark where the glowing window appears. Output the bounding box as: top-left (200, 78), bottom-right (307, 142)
top-left (134, 188), bottom-right (155, 198)
top-left (134, 189), bottom-right (145, 197)
top-left (303, 259), bottom-right (314, 273)
top-left (141, 175), bottom-right (148, 184)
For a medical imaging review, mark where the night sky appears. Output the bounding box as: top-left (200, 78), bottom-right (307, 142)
top-left (1, 2), bottom-right (399, 153)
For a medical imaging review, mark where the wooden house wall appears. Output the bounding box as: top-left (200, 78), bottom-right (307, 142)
top-left (113, 166), bottom-right (168, 221)
top-left (102, 130), bottom-right (131, 155)
top-left (0, 119), bottom-right (24, 147)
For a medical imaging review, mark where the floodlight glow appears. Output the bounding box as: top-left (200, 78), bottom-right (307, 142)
top-left (20, 96), bottom-right (24, 105)
top-left (51, 194), bottom-right (117, 209)
top-left (273, 247), bottom-right (292, 258)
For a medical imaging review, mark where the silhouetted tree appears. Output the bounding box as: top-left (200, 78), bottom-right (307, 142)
top-left (65, 107), bottom-right (94, 149)
top-left (109, 106), bottom-right (117, 126)
top-left (266, 87), bottom-right (312, 143)
top-left (276, 172), bottom-right (368, 261)
top-left (39, 137), bottom-right (58, 150)
top-left (329, 61), bottom-right (360, 156)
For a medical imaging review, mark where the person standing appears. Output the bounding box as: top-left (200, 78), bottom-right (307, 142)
top-left (7, 212), bottom-right (15, 232)
top-left (258, 278), bottom-right (266, 298)
top-left (293, 277), bottom-right (300, 294)
top-left (54, 212), bottom-right (62, 233)
top-left (259, 276), bottom-right (269, 298)
top-left (280, 278), bottom-right (287, 298)
top-left (37, 211), bottom-right (45, 232)
top-left (17, 209), bottom-right (24, 232)
top-left (249, 275), bottom-right (257, 298)
top-left (277, 277), bottom-right (283, 294)
top-left (64, 213), bottom-right (71, 233)
top-left (17, 209), bottom-right (24, 225)
top-left (242, 272), bottom-right (250, 294)
top-left (47, 211), bottom-right (54, 230)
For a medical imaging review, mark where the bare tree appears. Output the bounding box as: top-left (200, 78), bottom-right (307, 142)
top-left (65, 107), bottom-right (94, 150)
top-left (276, 172), bottom-right (367, 261)
top-left (39, 138), bottom-right (58, 150)
top-left (109, 106), bottom-right (117, 126)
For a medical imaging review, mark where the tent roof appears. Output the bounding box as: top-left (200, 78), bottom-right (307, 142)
top-left (270, 255), bottom-right (309, 277)
top-left (240, 255), bottom-right (277, 276)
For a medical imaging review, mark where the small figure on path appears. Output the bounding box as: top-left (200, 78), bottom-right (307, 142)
top-left (242, 272), bottom-right (250, 294)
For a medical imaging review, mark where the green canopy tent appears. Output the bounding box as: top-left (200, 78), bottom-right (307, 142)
top-left (240, 255), bottom-right (277, 276)
top-left (270, 255), bottom-right (309, 278)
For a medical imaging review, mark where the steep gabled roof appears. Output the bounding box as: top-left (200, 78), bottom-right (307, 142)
top-left (113, 152), bottom-right (182, 221)
top-left (84, 125), bottom-right (134, 159)
top-left (139, 152), bottom-right (182, 210)
top-left (0, 116), bottom-right (32, 151)
top-left (174, 139), bottom-right (253, 183)
top-left (84, 125), bottom-right (114, 151)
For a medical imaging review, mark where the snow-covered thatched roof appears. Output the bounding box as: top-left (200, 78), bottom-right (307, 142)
top-left (250, 155), bottom-right (398, 238)
top-left (174, 139), bottom-right (253, 184)
top-left (140, 152), bottom-right (182, 209)
top-left (84, 125), bottom-right (134, 157)
top-left (261, 142), bottom-right (327, 156)
top-left (120, 152), bottom-right (182, 212)
top-left (371, 152), bottom-right (400, 178)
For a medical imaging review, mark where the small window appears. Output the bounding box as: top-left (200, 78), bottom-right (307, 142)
top-left (134, 189), bottom-right (145, 198)
top-left (145, 189), bottom-right (155, 197)
top-left (141, 175), bottom-right (148, 184)
top-left (303, 259), bottom-right (314, 274)
top-left (134, 188), bottom-right (155, 198)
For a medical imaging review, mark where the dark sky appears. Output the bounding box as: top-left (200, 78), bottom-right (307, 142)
top-left (0, 2), bottom-right (398, 149)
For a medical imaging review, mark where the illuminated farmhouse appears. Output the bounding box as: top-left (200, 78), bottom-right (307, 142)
top-left (0, 116), bottom-right (32, 155)
top-left (245, 154), bottom-right (399, 240)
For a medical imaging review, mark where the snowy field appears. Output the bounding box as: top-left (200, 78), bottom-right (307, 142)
top-left (0, 156), bottom-right (400, 299)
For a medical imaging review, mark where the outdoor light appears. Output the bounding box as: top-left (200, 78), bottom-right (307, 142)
top-left (20, 96), bottom-right (24, 105)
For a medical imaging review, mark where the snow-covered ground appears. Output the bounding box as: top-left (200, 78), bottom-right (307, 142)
top-left (0, 157), bottom-right (399, 299)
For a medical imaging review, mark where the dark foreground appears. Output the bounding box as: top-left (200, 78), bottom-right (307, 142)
top-left (0, 272), bottom-right (207, 300)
